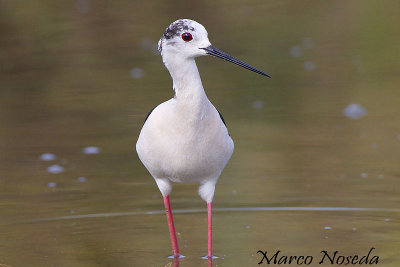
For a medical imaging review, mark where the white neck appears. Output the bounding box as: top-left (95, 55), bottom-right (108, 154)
top-left (163, 55), bottom-right (207, 101)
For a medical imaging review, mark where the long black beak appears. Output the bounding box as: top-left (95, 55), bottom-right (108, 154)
top-left (200, 45), bottom-right (271, 78)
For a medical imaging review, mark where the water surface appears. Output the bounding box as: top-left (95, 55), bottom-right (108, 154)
top-left (1, 1), bottom-right (400, 266)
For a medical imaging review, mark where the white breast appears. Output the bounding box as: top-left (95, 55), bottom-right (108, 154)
top-left (136, 97), bottom-right (234, 184)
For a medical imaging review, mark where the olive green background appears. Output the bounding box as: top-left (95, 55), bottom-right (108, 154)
top-left (1, 1), bottom-right (399, 266)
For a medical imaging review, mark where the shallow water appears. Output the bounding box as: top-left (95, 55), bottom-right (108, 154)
top-left (1, 1), bottom-right (400, 266)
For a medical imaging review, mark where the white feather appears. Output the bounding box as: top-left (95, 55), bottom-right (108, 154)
top-left (136, 19), bottom-right (234, 202)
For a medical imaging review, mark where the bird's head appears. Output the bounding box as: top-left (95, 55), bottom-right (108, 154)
top-left (158, 19), bottom-right (270, 77)
top-left (158, 19), bottom-right (210, 59)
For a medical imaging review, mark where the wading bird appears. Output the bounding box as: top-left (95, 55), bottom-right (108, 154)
top-left (136, 19), bottom-right (270, 259)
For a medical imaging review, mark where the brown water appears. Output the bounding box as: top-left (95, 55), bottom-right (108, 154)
top-left (1, 1), bottom-right (400, 266)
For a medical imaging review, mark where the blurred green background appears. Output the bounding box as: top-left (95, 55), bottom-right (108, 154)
top-left (1, 1), bottom-right (399, 266)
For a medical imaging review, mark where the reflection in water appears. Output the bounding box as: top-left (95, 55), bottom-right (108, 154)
top-left (165, 258), bottom-right (180, 267)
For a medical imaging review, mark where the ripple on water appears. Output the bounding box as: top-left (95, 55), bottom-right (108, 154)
top-left (343, 103), bottom-right (367, 120)
top-left (77, 176), bottom-right (87, 182)
top-left (47, 165), bottom-right (64, 174)
top-left (139, 38), bottom-right (159, 54)
top-left (302, 38), bottom-right (314, 49)
top-left (82, 146), bottom-right (100, 154)
top-left (32, 206), bottom-right (400, 222)
top-left (252, 100), bottom-right (263, 110)
top-left (40, 153), bottom-right (56, 161)
top-left (47, 182), bottom-right (57, 188)
top-left (130, 68), bottom-right (144, 79)
top-left (290, 45), bottom-right (302, 57)
top-left (168, 254), bottom-right (185, 259)
top-left (304, 61), bottom-right (316, 72)
top-left (201, 255), bottom-right (219, 259)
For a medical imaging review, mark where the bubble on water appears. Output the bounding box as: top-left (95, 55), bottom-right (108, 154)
top-left (130, 68), bottom-right (144, 79)
top-left (302, 38), bottom-right (314, 49)
top-left (377, 174), bottom-right (384, 179)
top-left (290, 45), bottom-right (302, 57)
top-left (75, 0), bottom-right (90, 14)
top-left (324, 226), bottom-right (332, 230)
top-left (83, 146), bottom-right (100, 154)
top-left (77, 176), bottom-right (87, 182)
top-left (47, 182), bottom-right (57, 188)
top-left (252, 100), bottom-right (263, 110)
top-left (47, 165), bottom-right (64, 174)
top-left (304, 61), bottom-right (316, 72)
top-left (342, 104), bottom-right (367, 120)
top-left (40, 153), bottom-right (56, 161)
top-left (245, 225), bottom-right (251, 229)
top-left (384, 218), bottom-right (390, 222)
top-left (232, 189), bottom-right (237, 195)
top-left (360, 173), bottom-right (368, 178)
top-left (352, 227), bottom-right (357, 231)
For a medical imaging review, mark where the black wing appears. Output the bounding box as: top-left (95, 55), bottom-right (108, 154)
top-left (218, 110), bottom-right (231, 136)
top-left (218, 110), bottom-right (226, 126)
top-left (217, 110), bottom-right (231, 136)
top-left (143, 106), bottom-right (156, 123)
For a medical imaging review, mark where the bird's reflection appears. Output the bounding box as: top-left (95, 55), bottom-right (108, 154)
top-left (164, 257), bottom-right (181, 267)
top-left (165, 257), bottom-right (213, 267)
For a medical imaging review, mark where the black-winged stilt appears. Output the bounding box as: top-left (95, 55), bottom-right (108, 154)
top-left (136, 19), bottom-right (270, 259)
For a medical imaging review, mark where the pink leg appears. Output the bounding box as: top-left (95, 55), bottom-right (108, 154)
top-left (163, 195), bottom-right (180, 257)
top-left (207, 202), bottom-right (212, 258)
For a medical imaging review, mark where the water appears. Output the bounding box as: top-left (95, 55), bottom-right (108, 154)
top-left (1, 1), bottom-right (400, 266)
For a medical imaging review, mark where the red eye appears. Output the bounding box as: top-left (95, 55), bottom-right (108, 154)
top-left (181, 32), bottom-right (193, 42)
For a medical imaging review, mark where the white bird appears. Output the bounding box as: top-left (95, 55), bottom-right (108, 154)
top-left (136, 19), bottom-right (270, 259)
